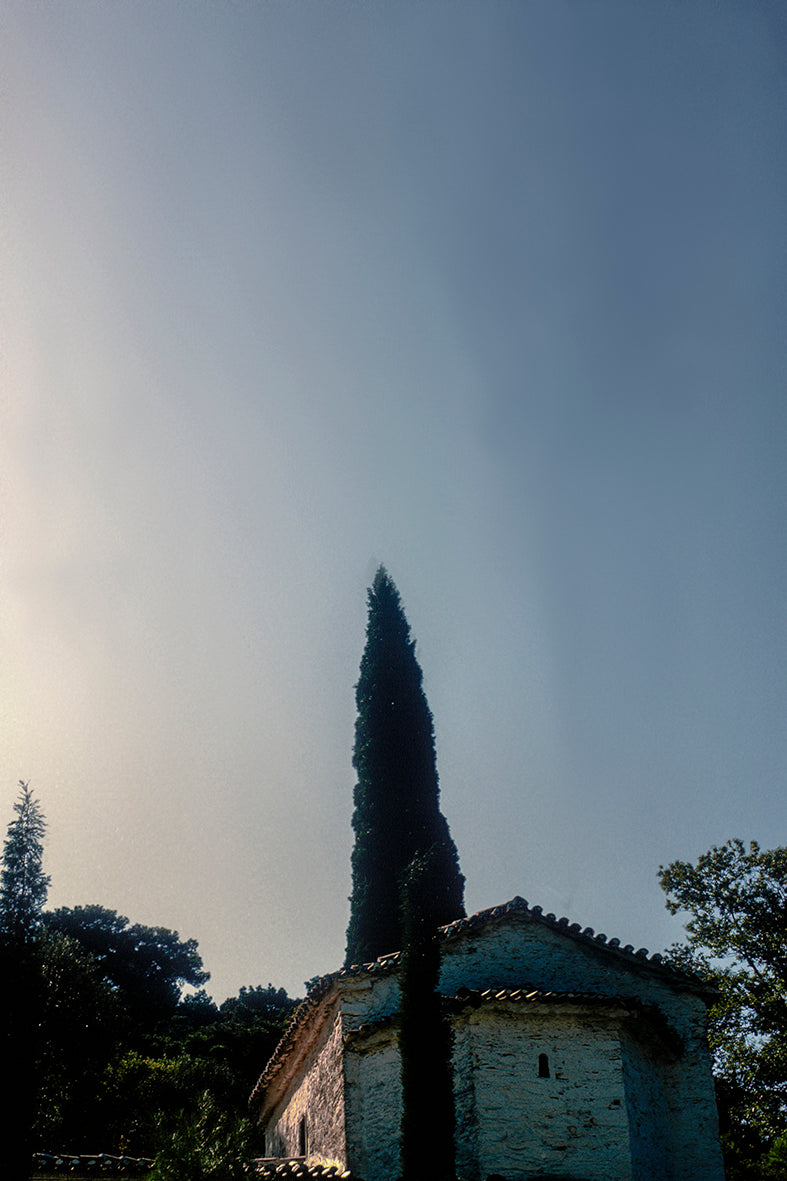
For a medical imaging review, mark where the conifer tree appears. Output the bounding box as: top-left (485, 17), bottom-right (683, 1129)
top-left (345, 567), bottom-right (464, 967)
top-left (0, 782), bottom-right (50, 1180)
top-left (399, 851), bottom-right (456, 1181)
top-left (0, 781), bottom-right (50, 942)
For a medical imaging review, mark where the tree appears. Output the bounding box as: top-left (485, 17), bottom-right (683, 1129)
top-left (103, 983), bottom-right (299, 1158)
top-left (185, 985), bottom-right (300, 1109)
top-left (345, 567), bottom-right (465, 967)
top-left (33, 929), bottom-right (123, 1149)
top-left (44, 905), bottom-right (209, 1027)
top-left (39, 899), bottom-right (296, 1156)
top-left (399, 851), bottom-right (456, 1181)
top-left (0, 781), bottom-right (51, 1180)
top-left (659, 839), bottom-right (787, 1178)
top-left (0, 781), bottom-right (50, 942)
top-left (0, 937), bottom-right (44, 1179)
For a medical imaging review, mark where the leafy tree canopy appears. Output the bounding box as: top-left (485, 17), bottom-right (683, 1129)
top-left (219, 983), bottom-right (298, 1023)
top-left (659, 838), bottom-right (787, 1178)
top-left (44, 904), bottom-right (209, 1022)
top-left (34, 928), bottom-right (124, 1148)
top-left (182, 985), bottom-right (300, 1110)
top-left (0, 781), bottom-right (52, 1178)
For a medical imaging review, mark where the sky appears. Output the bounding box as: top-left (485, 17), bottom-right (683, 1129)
top-left (1, 1), bottom-right (785, 1005)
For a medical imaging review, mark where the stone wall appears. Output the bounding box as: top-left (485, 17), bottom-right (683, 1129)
top-left (264, 1008), bottom-right (346, 1167)
top-left (343, 1025), bottom-right (402, 1181)
top-left (341, 972), bottom-right (401, 1027)
top-left (439, 912), bottom-right (725, 1181)
top-left (459, 1003), bottom-right (633, 1181)
top-left (256, 909), bottom-right (724, 1181)
top-left (337, 995), bottom-right (646, 1181)
top-left (620, 1025), bottom-right (673, 1180)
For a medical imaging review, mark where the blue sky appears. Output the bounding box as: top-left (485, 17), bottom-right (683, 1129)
top-left (1, 1), bottom-right (785, 1003)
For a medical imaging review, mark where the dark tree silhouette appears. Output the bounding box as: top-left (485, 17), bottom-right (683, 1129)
top-left (345, 567), bottom-right (464, 967)
top-left (399, 850), bottom-right (456, 1181)
top-left (44, 904), bottom-right (209, 1026)
top-left (0, 781), bottom-right (50, 1180)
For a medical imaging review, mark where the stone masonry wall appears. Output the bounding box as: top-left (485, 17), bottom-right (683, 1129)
top-left (452, 1014), bottom-right (481, 1180)
top-left (340, 973), bottom-right (401, 1027)
top-left (258, 910), bottom-right (723, 1181)
top-left (619, 1025), bottom-right (673, 1181)
top-left (342, 998), bottom-right (640, 1181)
top-left (439, 915), bottom-right (725, 1181)
top-left (464, 1004), bottom-right (633, 1181)
top-left (343, 1027), bottom-right (402, 1181)
top-left (264, 1009), bottom-right (346, 1166)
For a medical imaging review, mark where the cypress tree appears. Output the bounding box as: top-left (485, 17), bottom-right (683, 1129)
top-left (345, 567), bottom-right (464, 967)
top-left (399, 851), bottom-right (456, 1181)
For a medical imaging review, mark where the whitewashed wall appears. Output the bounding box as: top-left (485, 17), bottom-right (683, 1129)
top-left (460, 1004), bottom-right (633, 1181)
top-left (344, 1027), bottom-right (402, 1181)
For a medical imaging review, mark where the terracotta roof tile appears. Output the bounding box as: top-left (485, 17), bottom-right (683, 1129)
top-left (249, 1161), bottom-right (358, 1180)
top-left (32, 1153), bottom-right (153, 1176)
top-left (450, 984), bottom-right (643, 1010)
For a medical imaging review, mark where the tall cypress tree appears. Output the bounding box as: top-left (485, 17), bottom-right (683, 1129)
top-left (345, 567), bottom-right (465, 967)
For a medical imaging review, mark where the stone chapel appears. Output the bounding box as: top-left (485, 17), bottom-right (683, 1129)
top-left (249, 895), bottom-right (724, 1181)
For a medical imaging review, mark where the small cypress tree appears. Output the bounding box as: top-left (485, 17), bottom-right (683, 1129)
top-left (345, 567), bottom-right (464, 967)
top-left (399, 851), bottom-right (456, 1181)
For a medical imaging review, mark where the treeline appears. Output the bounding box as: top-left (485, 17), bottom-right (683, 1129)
top-left (0, 783), bottom-right (299, 1179)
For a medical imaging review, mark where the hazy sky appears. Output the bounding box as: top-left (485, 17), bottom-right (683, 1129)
top-left (2, 1), bottom-right (785, 1004)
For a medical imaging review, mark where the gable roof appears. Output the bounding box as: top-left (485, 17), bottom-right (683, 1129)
top-left (440, 896), bottom-right (707, 987)
top-left (250, 896), bottom-right (709, 1112)
top-left (341, 895), bottom-right (707, 992)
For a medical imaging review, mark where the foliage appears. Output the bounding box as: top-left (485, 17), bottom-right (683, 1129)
top-left (346, 566), bottom-right (465, 967)
top-left (180, 985), bottom-right (300, 1110)
top-left (44, 904), bottom-right (209, 1027)
top-left (0, 933), bottom-right (46, 1180)
top-left (659, 838), bottom-right (787, 1178)
top-left (32, 978), bottom-right (298, 1157)
top-left (0, 783), bottom-right (296, 1166)
top-left (0, 781), bottom-right (51, 943)
top-left (0, 781), bottom-right (51, 1179)
top-left (34, 929), bottom-right (123, 1148)
top-left (150, 1090), bottom-right (254, 1181)
top-left (765, 1130), bottom-right (787, 1177)
top-left (218, 982), bottom-right (296, 1023)
top-left (398, 851), bottom-right (456, 1181)
top-left (100, 1050), bottom-right (237, 1156)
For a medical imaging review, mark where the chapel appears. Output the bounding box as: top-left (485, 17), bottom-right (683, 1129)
top-left (249, 896), bottom-right (724, 1181)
